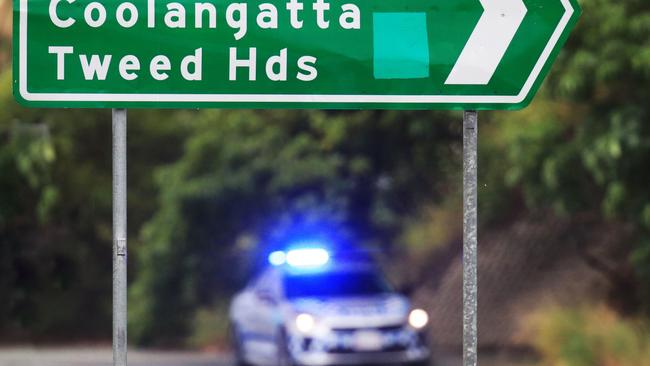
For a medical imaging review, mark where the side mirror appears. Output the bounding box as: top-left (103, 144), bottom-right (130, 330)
top-left (255, 289), bottom-right (277, 306)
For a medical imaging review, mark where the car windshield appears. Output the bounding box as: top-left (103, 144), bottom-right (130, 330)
top-left (283, 269), bottom-right (392, 299)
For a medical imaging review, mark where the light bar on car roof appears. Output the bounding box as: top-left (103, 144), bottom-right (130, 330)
top-left (268, 246), bottom-right (330, 268)
top-left (286, 248), bottom-right (330, 267)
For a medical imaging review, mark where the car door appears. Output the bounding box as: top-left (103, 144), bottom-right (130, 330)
top-left (233, 269), bottom-right (282, 365)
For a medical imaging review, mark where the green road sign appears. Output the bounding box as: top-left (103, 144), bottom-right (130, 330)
top-left (13, 0), bottom-right (581, 109)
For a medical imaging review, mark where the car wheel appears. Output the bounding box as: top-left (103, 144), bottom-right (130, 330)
top-left (230, 325), bottom-right (251, 366)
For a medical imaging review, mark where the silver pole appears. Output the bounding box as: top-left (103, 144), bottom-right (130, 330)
top-left (112, 109), bottom-right (128, 366)
top-left (463, 110), bottom-right (478, 366)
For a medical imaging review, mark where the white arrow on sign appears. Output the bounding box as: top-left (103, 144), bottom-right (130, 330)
top-left (445, 0), bottom-right (528, 85)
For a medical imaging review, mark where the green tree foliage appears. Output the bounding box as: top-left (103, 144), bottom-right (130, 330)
top-left (129, 109), bottom-right (458, 345)
top-left (0, 86), bottom-right (113, 338)
top-left (479, 0), bottom-right (650, 309)
top-left (0, 0), bottom-right (10, 68)
top-left (0, 65), bottom-right (191, 339)
top-left (527, 305), bottom-right (650, 366)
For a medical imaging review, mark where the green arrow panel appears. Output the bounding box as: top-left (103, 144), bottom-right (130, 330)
top-left (13, 0), bottom-right (581, 109)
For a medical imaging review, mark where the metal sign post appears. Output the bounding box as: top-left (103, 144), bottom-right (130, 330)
top-left (112, 109), bottom-right (127, 366)
top-left (463, 110), bottom-right (478, 366)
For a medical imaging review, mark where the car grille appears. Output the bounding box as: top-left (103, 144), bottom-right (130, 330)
top-left (311, 325), bottom-right (419, 354)
top-left (326, 344), bottom-right (410, 354)
top-left (330, 325), bottom-right (404, 332)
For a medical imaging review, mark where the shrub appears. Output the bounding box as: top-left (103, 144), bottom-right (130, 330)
top-left (526, 305), bottom-right (650, 366)
top-left (188, 303), bottom-right (231, 351)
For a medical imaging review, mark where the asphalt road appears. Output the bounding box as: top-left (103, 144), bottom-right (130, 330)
top-left (0, 348), bottom-right (229, 366)
top-left (0, 347), bottom-right (530, 366)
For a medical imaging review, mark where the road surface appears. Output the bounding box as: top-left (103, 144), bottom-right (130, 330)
top-left (0, 348), bottom-right (227, 366)
top-left (0, 347), bottom-right (530, 366)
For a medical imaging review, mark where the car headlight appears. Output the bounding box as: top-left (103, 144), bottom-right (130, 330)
top-left (408, 308), bottom-right (429, 329)
top-left (295, 313), bottom-right (316, 333)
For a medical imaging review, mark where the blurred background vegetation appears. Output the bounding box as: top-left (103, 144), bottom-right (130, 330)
top-left (1, 0), bottom-right (649, 364)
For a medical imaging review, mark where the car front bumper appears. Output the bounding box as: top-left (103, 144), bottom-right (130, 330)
top-left (292, 347), bottom-right (430, 366)
top-left (288, 326), bottom-right (430, 366)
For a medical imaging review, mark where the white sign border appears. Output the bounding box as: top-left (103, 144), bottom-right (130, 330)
top-left (18, 0), bottom-right (575, 105)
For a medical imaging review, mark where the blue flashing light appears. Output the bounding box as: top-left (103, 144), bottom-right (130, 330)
top-left (268, 251), bottom-right (287, 266)
top-left (286, 248), bottom-right (330, 267)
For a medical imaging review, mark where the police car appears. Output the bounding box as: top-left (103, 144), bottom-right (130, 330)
top-left (229, 245), bottom-right (431, 366)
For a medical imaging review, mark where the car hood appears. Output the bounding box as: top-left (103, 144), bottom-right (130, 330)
top-left (288, 294), bottom-right (410, 328)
